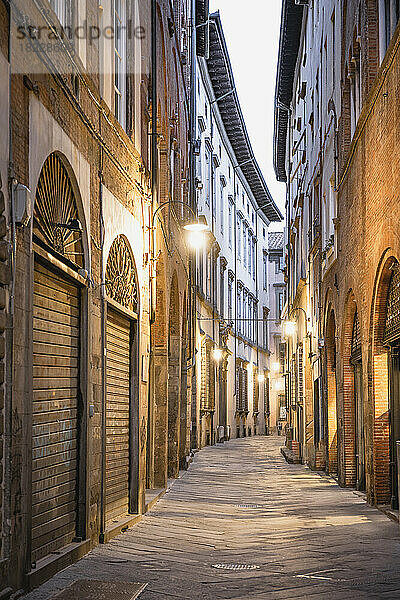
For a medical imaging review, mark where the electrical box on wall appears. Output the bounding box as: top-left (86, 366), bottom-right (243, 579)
top-left (14, 184), bottom-right (32, 226)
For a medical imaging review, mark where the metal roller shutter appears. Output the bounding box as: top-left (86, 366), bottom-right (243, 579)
top-left (32, 262), bottom-right (80, 562)
top-left (106, 309), bottom-right (131, 523)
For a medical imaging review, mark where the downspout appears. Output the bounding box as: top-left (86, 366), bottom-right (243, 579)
top-left (5, 10), bottom-right (14, 563)
top-left (189, 0), bottom-right (197, 450)
top-left (148, 0), bottom-right (158, 484)
top-left (210, 104), bottom-right (215, 443)
top-left (233, 169), bottom-right (237, 434)
top-left (99, 110), bottom-right (106, 543)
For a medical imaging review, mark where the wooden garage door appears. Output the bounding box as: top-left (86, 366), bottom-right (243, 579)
top-left (106, 309), bottom-right (131, 523)
top-left (32, 262), bottom-right (80, 562)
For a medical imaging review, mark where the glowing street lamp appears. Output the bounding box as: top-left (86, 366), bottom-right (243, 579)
top-left (283, 320), bottom-right (296, 337)
top-left (212, 347), bottom-right (224, 362)
top-left (184, 221), bottom-right (208, 250)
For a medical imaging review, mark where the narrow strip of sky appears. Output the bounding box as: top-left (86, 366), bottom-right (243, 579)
top-left (209, 0), bottom-right (286, 225)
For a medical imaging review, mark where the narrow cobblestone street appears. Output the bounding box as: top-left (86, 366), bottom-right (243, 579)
top-left (23, 437), bottom-right (400, 600)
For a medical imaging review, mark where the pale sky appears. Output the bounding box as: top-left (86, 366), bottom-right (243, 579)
top-left (209, 0), bottom-right (286, 228)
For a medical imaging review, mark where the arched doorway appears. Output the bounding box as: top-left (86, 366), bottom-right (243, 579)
top-left (179, 292), bottom-right (189, 469)
top-left (31, 152), bottom-right (88, 562)
top-left (325, 309), bottom-right (338, 474)
top-left (370, 256), bottom-right (398, 506)
top-left (104, 235), bottom-right (140, 523)
top-left (383, 262), bottom-right (400, 507)
top-left (351, 310), bottom-right (365, 490)
top-left (168, 272), bottom-right (181, 478)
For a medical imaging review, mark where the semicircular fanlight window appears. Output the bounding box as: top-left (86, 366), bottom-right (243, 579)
top-left (105, 235), bottom-right (139, 313)
top-left (384, 265), bottom-right (400, 344)
top-left (34, 153), bottom-right (84, 268)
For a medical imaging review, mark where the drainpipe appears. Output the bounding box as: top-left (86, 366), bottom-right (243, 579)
top-left (99, 111), bottom-right (107, 542)
top-left (189, 0), bottom-right (197, 450)
top-left (5, 12), bottom-right (14, 564)
top-left (147, 0), bottom-right (158, 486)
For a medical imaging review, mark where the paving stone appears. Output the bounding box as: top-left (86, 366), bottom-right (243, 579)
top-left (23, 437), bottom-right (400, 600)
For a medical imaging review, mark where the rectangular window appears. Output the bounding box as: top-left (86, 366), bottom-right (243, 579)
top-left (50, 0), bottom-right (73, 30)
top-left (243, 223), bottom-right (247, 268)
top-left (237, 215), bottom-right (242, 260)
top-left (220, 184), bottom-right (224, 234)
top-left (220, 265), bottom-right (225, 317)
top-left (205, 149), bottom-right (212, 206)
top-left (114, 0), bottom-right (127, 129)
top-left (248, 232), bottom-right (251, 272)
top-left (228, 277), bottom-right (233, 320)
top-left (237, 286), bottom-right (242, 334)
top-left (263, 253), bottom-right (268, 291)
top-left (263, 308), bottom-right (269, 350)
top-left (252, 238), bottom-right (256, 280)
top-left (228, 200), bottom-right (233, 248)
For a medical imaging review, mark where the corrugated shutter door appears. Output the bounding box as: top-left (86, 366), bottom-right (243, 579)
top-left (106, 309), bottom-right (131, 523)
top-left (32, 262), bottom-right (80, 561)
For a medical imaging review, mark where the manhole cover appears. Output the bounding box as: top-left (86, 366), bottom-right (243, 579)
top-left (51, 580), bottom-right (148, 600)
top-left (212, 564), bottom-right (260, 571)
top-left (235, 504), bottom-right (264, 509)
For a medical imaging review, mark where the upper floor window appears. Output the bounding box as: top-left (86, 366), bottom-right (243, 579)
top-left (114, 0), bottom-right (127, 129)
top-left (379, 0), bottom-right (400, 61)
top-left (243, 222), bottom-right (248, 268)
top-left (228, 199), bottom-right (233, 248)
top-left (263, 253), bottom-right (268, 291)
top-left (205, 148), bottom-right (212, 206)
top-left (237, 214), bottom-right (242, 260)
top-left (220, 182), bottom-right (224, 234)
top-left (348, 43), bottom-right (361, 137)
top-left (49, 0), bottom-right (74, 30)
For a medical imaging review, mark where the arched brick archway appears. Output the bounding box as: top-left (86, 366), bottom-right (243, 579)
top-left (168, 271), bottom-right (181, 478)
top-left (341, 291), bottom-right (360, 488)
top-left (369, 254), bottom-right (399, 505)
top-left (325, 308), bottom-right (338, 474)
top-left (152, 250), bottom-right (168, 489)
top-left (179, 291), bottom-right (189, 469)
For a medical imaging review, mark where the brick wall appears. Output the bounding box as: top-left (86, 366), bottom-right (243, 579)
top-left (322, 11), bottom-right (400, 505)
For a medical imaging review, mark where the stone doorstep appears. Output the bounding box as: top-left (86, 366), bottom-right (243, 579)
top-left (27, 539), bottom-right (91, 592)
top-left (100, 514), bottom-right (142, 545)
top-left (144, 488), bottom-right (166, 513)
top-left (376, 504), bottom-right (400, 524)
top-left (49, 580), bottom-right (147, 600)
top-left (27, 485), bottom-right (169, 594)
top-left (280, 446), bottom-right (302, 464)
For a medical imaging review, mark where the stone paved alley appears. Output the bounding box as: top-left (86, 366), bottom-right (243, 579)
top-left (24, 437), bottom-right (400, 599)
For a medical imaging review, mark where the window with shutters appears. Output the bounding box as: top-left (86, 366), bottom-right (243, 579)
top-left (264, 376), bottom-right (270, 416)
top-left (253, 367), bottom-right (259, 414)
top-left (236, 359), bottom-right (248, 413)
top-left (297, 344), bottom-right (304, 406)
top-left (201, 340), bottom-right (215, 413)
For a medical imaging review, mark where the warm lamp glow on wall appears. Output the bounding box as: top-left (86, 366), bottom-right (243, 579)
top-left (212, 347), bottom-right (223, 362)
top-left (185, 222), bottom-right (208, 250)
top-left (283, 320), bottom-right (296, 337)
top-left (273, 379), bottom-right (285, 392)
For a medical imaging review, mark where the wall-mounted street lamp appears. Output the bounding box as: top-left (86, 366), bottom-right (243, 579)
top-left (212, 347), bottom-right (224, 362)
top-left (282, 320), bottom-right (297, 337)
top-left (151, 201), bottom-right (208, 252)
